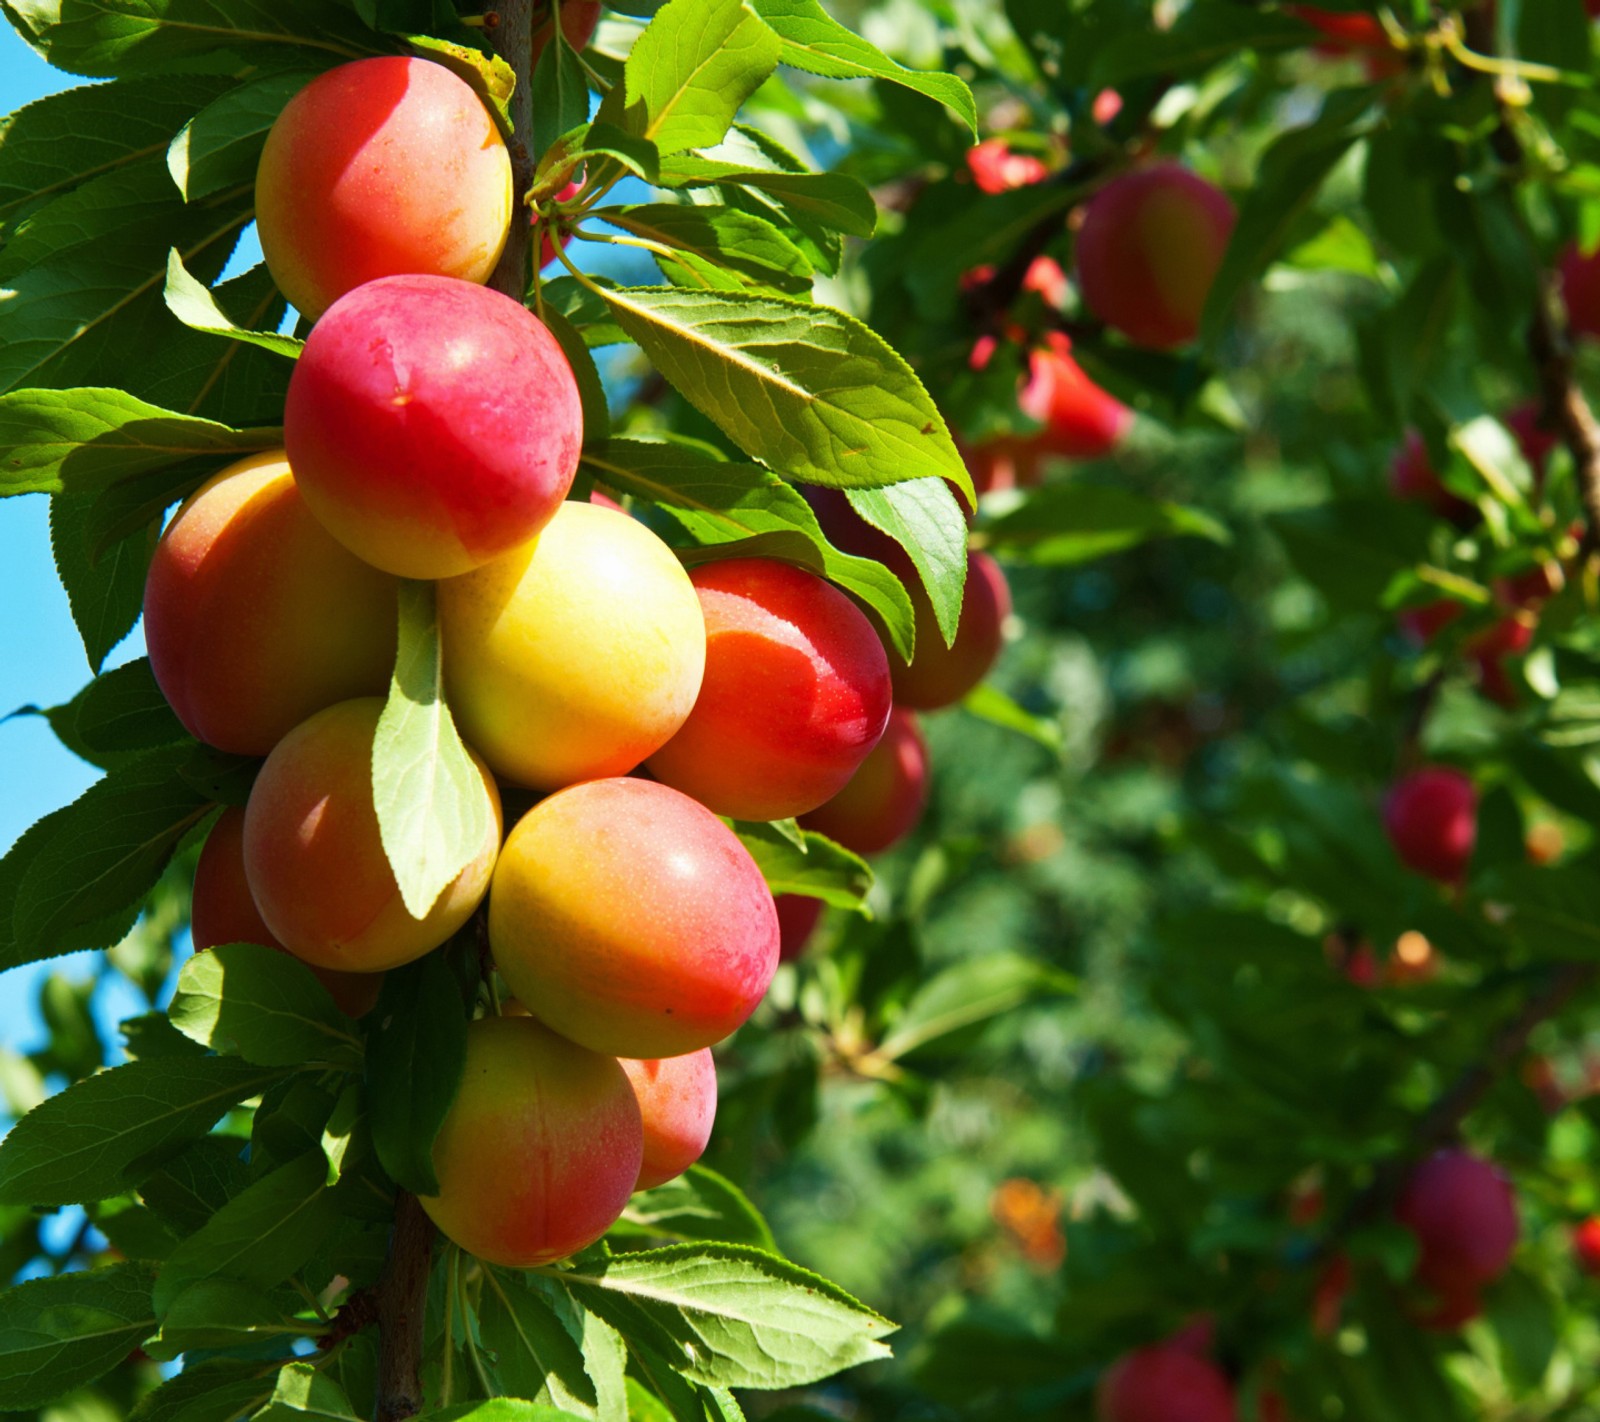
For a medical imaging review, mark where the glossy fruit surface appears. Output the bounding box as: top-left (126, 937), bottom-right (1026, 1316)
top-left (440, 502), bottom-right (706, 791)
top-left (620, 1051), bottom-right (717, 1190)
top-left (422, 1016), bottom-right (642, 1266)
top-left (256, 57), bottom-right (511, 319)
top-left (1383, 767), bottom-right (1478, 883)
top-left (143, 451), bottom-right (396, 756)
top-left (284, 274), bottom-right (581, 579)
top-left (646, 558), bottom-right (892, 820)
top-left (489, 778), bottom-right (779, 1058)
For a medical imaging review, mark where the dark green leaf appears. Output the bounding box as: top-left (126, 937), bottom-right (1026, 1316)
top-left (980, 483), bottom-right (1229, 566)
top-left (0, 1261), bottom-right (158, 1409)
top-left (168, 70), bottom-right (316, 200)
top-left (364, 952), bottom-right (468, 1196)
top-left (49, 487), bottom-right (156, 672)
top-left (0, 1054), bottom-right (283, 1206)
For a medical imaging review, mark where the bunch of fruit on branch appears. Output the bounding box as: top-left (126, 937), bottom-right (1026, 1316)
top-left (144, 47), bottom-right (1007, 1270)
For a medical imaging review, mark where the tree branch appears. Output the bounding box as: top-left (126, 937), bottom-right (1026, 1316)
top-left (488, 0), bottom-right (536, 300)
top-left (1527, 278), bottom-right (1600, 550)
top-left (375, 1191), bottom-right (437, 1422)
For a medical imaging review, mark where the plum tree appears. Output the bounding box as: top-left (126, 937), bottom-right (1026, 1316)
top-left (191, 807), bottom-right (383, 1019)
top-left (255, 57), bottom-right (511, 319)
top-left (1095, 1343), bottom-right (1236, 1422)
top-left (284, 274), bottom-right (582, 580)
top-left (439, 501), bottom-right (706, 790)
top-left (800, 707), bottom-right (930, 856)
top-left (243, 699), bottom-right (502, 973)
top-left (142, 450), bottom-right (397, 756)
top-left (489, 778), bottom-right (778, 1058)
top-left (620, 1051), bottom-right (718, 1190)
top-left (646, 558), bottom-right (893, 820)
top-left (1074, 163), bottom-right (1236, 350)
top-left (421, 1016), bottom-right (642, 1267)
top-left (1383, 767), bottom-right (1478, 883)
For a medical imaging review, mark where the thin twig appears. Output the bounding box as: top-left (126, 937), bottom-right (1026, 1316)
top-left (375, 1192), bottom-right (437, 1422)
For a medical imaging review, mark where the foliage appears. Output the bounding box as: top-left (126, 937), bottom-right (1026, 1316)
top-left (7, 1), bottom-right (1600, 1421)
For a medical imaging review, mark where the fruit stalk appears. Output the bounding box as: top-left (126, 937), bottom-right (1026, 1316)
top-left (375, 1191), bottom-right (437, 1422)
top-left (488, 0), bottom-right (536, 299)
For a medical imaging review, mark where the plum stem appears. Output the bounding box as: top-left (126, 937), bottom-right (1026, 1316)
top-left (488, 0), bottom-right (535, 300)
top-left (374, 1191), bottom-right (437, 1422)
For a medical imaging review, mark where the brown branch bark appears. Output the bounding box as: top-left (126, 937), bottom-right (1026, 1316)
top-left (488, 0), bottom-right (536, 300)
top-left (374, 1191), bottom-right (437, 1422)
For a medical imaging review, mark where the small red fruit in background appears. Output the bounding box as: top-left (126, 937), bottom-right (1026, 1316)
top-left (966, 139), bottom-right (1049, 194)
top-left (1561, 241), bottom-right (1600, 341)
top-left (1388, 430), bottom-right (1475, 524)
top-left (1395, 1149), bottom-right (1519, 1297)
top-left (1096, 1343), bottom-right (1236, 1422)
top-left (775, 895), bottom-right (825, 963)
top-left (1382, 767), bottom-right (1477, 883)
top-left (1020, 333), bottom-right (1133, 460)
top-left (1075, 163), bottom-right (1236, 350)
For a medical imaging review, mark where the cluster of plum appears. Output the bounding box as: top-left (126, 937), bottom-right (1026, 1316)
top-left (146, 49), bottom-right (1002, 1268)
top-left (954, 137), bottom-right (1236, 492)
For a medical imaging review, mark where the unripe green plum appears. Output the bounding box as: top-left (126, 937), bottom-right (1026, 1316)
top-left (142, 451), bottom-right (397, 756)
top-left (255, 57), bottom-right (512, 320)
top-left (1075, 164), bottom-right (1236, 350)
top-left (284, 274), bottom-right (582, 580)
top-left (646, 558), bottom-right (892, 820)
top-left (620, 1050), bottom-right (717, 1190)
top-left (489, 778), bottom-right (778, 1058)
top-left (244, 699), bottom-right (502, 973)
top-left (800, 707), bottom-right (929, 856)
top-left (191, 807), bottom-right (382, 1019)
top-left (422, 1016), bottom-right (642, 1266)
top-left (439, 502), bottom-right (706, 791)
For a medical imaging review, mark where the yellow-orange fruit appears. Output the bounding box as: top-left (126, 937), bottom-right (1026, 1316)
top-left (255, 57), bottom-right (512, 319)
top-left (439, 502), bottom-right (706, 790)
top-left (489, 778), bottom-right (779, 1058)
top-left (620, 1051), bottom-right (718, 1190)
top-left (422, 1017), bottom-right (642, 1266)
top-left (243, 699), bottom-right (502, 973)
top-left (191, 807), bottom-right (383, 1018)
top-left (142, 451), bottom-right (397, 756)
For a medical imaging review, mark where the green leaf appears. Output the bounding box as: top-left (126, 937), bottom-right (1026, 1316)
top-left (423, 1403), bottom-right (592, 1422)
top-left (615, 1165), bottom-right (778, 1252)
top-left (148, 1278), bottom-right (310, 1359)
top-left (169, 943), bottom-right (365, 1070)
top-left (1201, 88), bottom-right (1374, 348)
top-left (7, 0), bottom-right (381, 78)
top-left (7, 743), bottom-right (213, 958)
top-left (747, 0), bottom-right (975, 132)
top-left (0, 1261), bottom-right (158, 1410)
top-left (553, 1243), bottom-right (896, 1389)
top-left (603, 203), bottom-right (812, 295)
top-left (31, 656), bottom-right (188, 769)
top-left (580, 438), bottom-right (914, 659)
top-left (125, 1357), bottom-right (279, 1422)
top-left (478, 1268), bottom-right (611, 1421)
top-left (607, 0), bottom-right (782, 157)
top-left (733, 821), bottom-right (871, 910)
top-left (655, 158), bottom-right (875, 239)
top-left (531, 16), bottom-right (591, 166)
top-left (152, 1150), bottom-right (339, 1315)
top-left (254, 1362), bottom-right (362, 1422)
top-left (980, 483), bottom-right (1230, 566)
top-left (168, 70), bottom-right (316, 200)
top-left (959, 683), bottom-right (1062, 753)
top-left (138, 1135), bottom-right (250, 1236)
top-left (164, 250), bottom-right (304, 357)
top-left (845, 479), bottom-right (969, 646)
top-left (0, 75), bottom-right (231, 235)
top-left (0, 1054), bottom-right (284, 1206)
top-left (364, 952), bottom-right (468, 1196)
top-left (596, 286), bottom-right (970, 500)
top-left (539, 305), bottom-right (611, 443)
top-left (0, 385), bottom-right (278, 498)
top-left (373, 580), bottom-right (497, 919)
top-left (49, 488), bottom-right (157, 672)
top-left (878, 954), bottom-right (1075, 1062)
